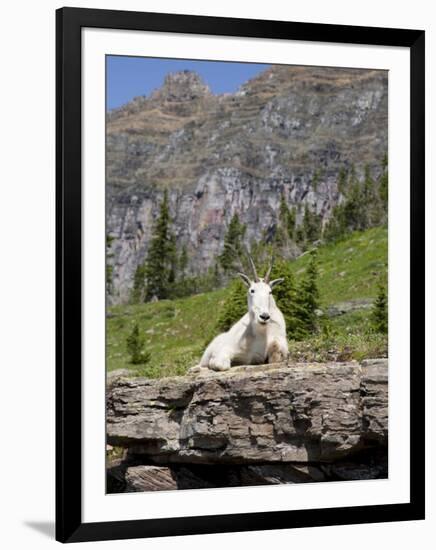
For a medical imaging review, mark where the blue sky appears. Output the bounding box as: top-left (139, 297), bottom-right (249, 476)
top-left (106, 56), bottom-right (270, 110)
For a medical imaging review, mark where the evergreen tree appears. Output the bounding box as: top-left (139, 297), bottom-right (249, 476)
top-left (379, 153), bottom-right (388, 212)
top-left (362, 164), bottom-right (381, 227)
top-left (106, 265), bottom-right (114, 294)
top-left (324, 160), bottom-right (388, 243)
top-left (342, 173), bottom-right (365, 231)
top-left (212, 263), bottom-right (221, 288)
top-left (371, 281), bottom-right (388, 334)
top-left (131, 263), bottom-right (147, 303)
top-left (274, 196), bottom-right (299, 249)
top-left (106, 234), bottom-right (115, 295)
top-left (215, 278), bottom-right (247, 332)
top-left (295, 223), bottom-right (306, 247)
top-left (293, 249), bottom-right (320, 339)
top-left (266, 258), bottom-right (299, 340)
top-left (323, 204), bottom-right (346, 243)
top-left (362, 164), bottom-right (375, 202)
top-left (126, 323), bottom-right (150, 365)
top-left (248, 239), bottom-right (269, 268)
top-left (218, 213), bottom-right (246, 274)
top-left (302, 204), bottom-right (322, 243)
top-left (287, 206), bottom-right (297, 240)
top-left (279, 193), bottom-right (289, 222)
top-left (274, 195), bottom-right (290, 248)
top-left (337, 166), bottom-right (347, 195)
top-left (144, 190), bottom-right (177, 301)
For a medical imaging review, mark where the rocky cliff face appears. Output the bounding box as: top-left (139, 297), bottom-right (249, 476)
top-left (106, 359), bottom-right (388, 492)
top-left (107, 66), bottom-right (388, 303)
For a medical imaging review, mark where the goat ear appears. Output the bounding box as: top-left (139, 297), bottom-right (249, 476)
top-left (269, 277), bottom-right (284, 289)
top-left (238, 273), bottom-right (251, 287)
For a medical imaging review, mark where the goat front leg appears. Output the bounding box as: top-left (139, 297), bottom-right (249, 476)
top-left (267, 339), bottom-right (289, 364)
top-left (208, 351), bottom-right (231, 371)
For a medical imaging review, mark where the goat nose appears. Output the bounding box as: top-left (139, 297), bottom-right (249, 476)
top-left (260, 313), bottom-right (270, 321)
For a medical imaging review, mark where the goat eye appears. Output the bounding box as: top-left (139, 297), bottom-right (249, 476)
top-left (250, 289), bottom-right (255, 294)
top-left (269, 291), bottom-right (272, 295)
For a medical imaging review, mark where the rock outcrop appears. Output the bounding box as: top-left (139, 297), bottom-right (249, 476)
top-left (106, 66), bottom-right (388, 303)
top-left (106, 359), bottom-right (388, 492)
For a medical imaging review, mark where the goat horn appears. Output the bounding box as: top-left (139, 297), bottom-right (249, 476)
top-left (245, 247), bottom-right (259, 282)
top-left (264, 254), bottom-right (275, 283)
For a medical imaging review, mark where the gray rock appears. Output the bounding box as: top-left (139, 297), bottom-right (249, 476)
top-left (107, 369), bottom-right (134, 390)
top-left (125, 465), bottom-right (178, 492)
top-left (361, 359), bottom-right (389, 442)
top-left (120, 463), bottom-right (327, 492)
top-left (327, 299), bottom-right (374, 318)
top-left (107, 360), bottom-right (388, 465)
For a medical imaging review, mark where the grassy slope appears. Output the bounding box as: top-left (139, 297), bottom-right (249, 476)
top-left (107, 226), bottom-right (387, 377)
top-left (291, 226), bottom-right (387, 304)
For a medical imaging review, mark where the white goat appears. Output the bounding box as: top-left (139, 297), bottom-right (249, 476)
top-left (191, 256), bottom-right (289, 372)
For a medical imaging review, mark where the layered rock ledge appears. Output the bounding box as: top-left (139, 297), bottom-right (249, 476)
top-left (107, 359), bottom-right (388, 492)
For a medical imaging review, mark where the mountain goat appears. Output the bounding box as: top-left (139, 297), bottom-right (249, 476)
top-left (191, 255), bottom-right (288, 372)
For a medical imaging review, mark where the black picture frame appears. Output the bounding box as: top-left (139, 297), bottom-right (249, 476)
top-left (56, 6), bottom-right (425, 543)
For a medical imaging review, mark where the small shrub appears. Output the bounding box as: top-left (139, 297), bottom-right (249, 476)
top-left (371, 281), bottom-right (388, 334)
top-left (126, 323), bottom-right (150, 365)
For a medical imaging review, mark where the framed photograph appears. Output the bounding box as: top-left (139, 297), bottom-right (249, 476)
top-left (56, 7), bottom-right (425, 543)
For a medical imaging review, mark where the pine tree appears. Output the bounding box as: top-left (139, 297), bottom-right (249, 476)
top-left (342, 172), bottom-right (365, 231)
top-left (215, 278), bottom-right (247, 332)
top-left (274, 195), bottom-right (290, 248)
top-left (106, 265), bottom-right (114, 294)
top-left (323, 204), bottom-right (346, 243)
top-left (293, 249), bottom-right (320, 339)
top-left (106, 235), bottom-right (115, 295)
top-left (324, 161), bottom-right (387, 243)
top-left (287, 206), bottom-right (297, 240)
top-left (266, 258), bottom-right (299, 340)
top-left (126, 323), bottom-right (150, 365)
top-left (248, 239), bottom-right (269, 268)
top-left (302, 204), bottom-right (322, 243)
top-left (337, 166), bottom-right (347, 195)
top-left (279, 193), bottom-right (289, 222)
top-left (212, 263), bottom-right (221, 288)
top-left (218, 213), bottom-right (246, 274)
top-left (371, 281), bottom-right (388, 334)
top-left (379, 153), bottom-right (388, 212)
top-left (274, 196), bottom-right (299, 249)
top-left (295, 223), bottom-right (306, 247)
top-left (362, 164), bottom-right (380, 227)
top-left (144, 190), bottom-right (177, 301)
top-left (131, 262), bottom-right (147, 303)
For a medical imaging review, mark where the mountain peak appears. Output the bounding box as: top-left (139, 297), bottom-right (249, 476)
top-left (152, 70), bottom-right (211, 102)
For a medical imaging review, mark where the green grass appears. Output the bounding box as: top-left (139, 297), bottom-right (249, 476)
top-left (107, 288), bottom-right (228, 377)
top-left (290, 226), bottom-right (387, 305)
top-left (107, 226), bottom-right (387, 378)
top-left (288, 310), bottom-right (388, 363)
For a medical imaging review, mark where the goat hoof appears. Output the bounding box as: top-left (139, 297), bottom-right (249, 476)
top-left (209, 364), bottom-right (231, 372)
